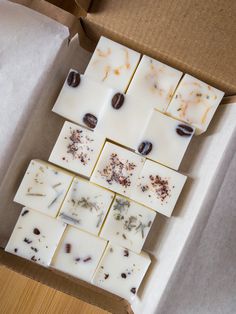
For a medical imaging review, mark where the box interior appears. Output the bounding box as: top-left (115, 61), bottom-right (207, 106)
top-left (1, 1), bottom-right (236, 314)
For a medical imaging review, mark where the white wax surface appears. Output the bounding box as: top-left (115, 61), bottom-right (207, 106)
top-left (5, 207), bottom-right (66, 266)
top-left (166, 74), bottom-right (224, 133)
top-left (91, 142), bottom-right (145, 197)
top-left (58, 177), bottom-right (114, 235)
top-left (85, 36), bottom-right (140, 92)
top-left (100, 195), bottom-right (156, 253)
top-left (131, 159), bottom-right (187, 217)
top-left (52, 71), bottom-right (114, 128)
top-left (92, 243), bottom-right (151, 302)
top-left (51, 226), bottom-right (107, 282)
top-left (49, 121), bottom-right (105, 177)
top-left (14, 160), bottom-right (73, 217)
top-left (127, 55), bottom-right (183, 112)
top-left (136, 110), bottom-right (194, 170)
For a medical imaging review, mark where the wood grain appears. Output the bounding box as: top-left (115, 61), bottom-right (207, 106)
top-left (0, 266), bottom-right (110, 314)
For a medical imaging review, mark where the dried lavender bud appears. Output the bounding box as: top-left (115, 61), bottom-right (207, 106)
top-left (138, 141), bottom-right (152, 155)
top-left (83, 113), bottom-right (97, 129)
top-left (124, 249), bottom-right (129, 257)
top-left (83, 256), bottom-right (92, 262)
top-left (24, 238), bottom-right (32, 244)
top-left (31, 255), bottom-right (37, 262)
top-left (21, 209), bottom-right (29, 216)
top-left (65, 243), bottom-right (71, 253)
top-left (67, 71), bottom-right (80, 87)
top-left (121, 273), bottom-right (127, 279)
top-left (111, 93), bottom-right (125, 109)
top-left (75, 257), bottom-right (81, 262)
top-left (104, 273), bottom-right (109, 280)
top-left (176, 124), bottom-right (194, 137)
top-left (130, 287), bottom-right (136, 294)
top-left (33, 228), bottom-right (40, 235)
top-left (14, 248), bottom-right (18, 253)
top-left (31, 247), bottom-right (38, 252)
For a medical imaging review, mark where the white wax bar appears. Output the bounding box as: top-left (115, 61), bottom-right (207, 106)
top-left (58, 177), bottom-right (114, 235)
top-left (100, 195), bottom-right (156, 253)
top-left (14, 160), bottom-right (73, 217)
top-left (92, 243), bottom-right (151, 303)
top-left (85, 36), bottom-right (140, 92)
top-left (49, 121), bottom-right (105, 178)
top-left (5, 207), bottom-right (66, 266)
top-left (91, 142), bottom-right (145, 197)
top-left (166, 74), bottom-right (224, 134)
top-left (51, 226), bottom-right (107, 282)
top-left (127, 55), bottom-right (183, 112)
top-left (96, 93), bottom-right (153, 149)
top-left (136, 110), bottom-right (194, 170)
top-left (52, 70), bottom-right (113, 129)
top-left (131, 159), bottom-right (187, 217)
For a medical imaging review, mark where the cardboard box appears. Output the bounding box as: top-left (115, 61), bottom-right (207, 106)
top-left (0, 1), bottom-right (236, 313)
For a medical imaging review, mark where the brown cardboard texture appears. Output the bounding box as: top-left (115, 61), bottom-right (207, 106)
top-left (78, 0), bottom-right (236, 95)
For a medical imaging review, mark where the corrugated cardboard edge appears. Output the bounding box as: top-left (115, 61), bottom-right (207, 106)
top-left (0, 250), bottom-right (133, 314)
top-left (75, 0), bottom-right (91, 12)
top-left (11, 0), bottom-right (79, 38)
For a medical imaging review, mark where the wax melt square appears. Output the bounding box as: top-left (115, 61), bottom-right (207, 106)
top-left (52, 70), bottom-right (113, 129)
top-left (92, 243), bottom-right (151, 302)
top-left (136, 110), bottom-right (194, 170)
top-left (127, 55), bottom-right (183, 112)
top-left (131, 160), bottom-right (187, 217)
top-left (96, 93), bottom-right (153, 149)
top-left (51, 226), bottom-right (107, 282)
top-left (100, 195), bottom-right (156, 253)
top-left (58, 177), bottom-right (114, 235)
top-left (5, 207), bottom-right (66, 266)
top-left (166, 74), bottom-right (224, 134)
top-left (14, 160), bottom-right (73, 217)
top-left (91, 142), bottom-right (145, 197)
top-left (49, 121), bottom-right (105, 177)
top-left (85, 36), bottom-right (140, 92)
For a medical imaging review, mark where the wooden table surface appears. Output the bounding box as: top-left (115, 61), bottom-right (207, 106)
top-left (0, 266), bottom-right (110, 314)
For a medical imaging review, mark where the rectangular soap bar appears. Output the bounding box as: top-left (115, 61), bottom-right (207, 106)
top-left (85, 36), bottom-right (141, 92)
top-left (100, 195), bottom-right (156, 253)
top-left (49, 121), bottom-right (105, 178)
top-left (58, 177), bottom-right (114, 235)
top-left (51, 226), bottom-right (107, 282)
top-left (92, 243), bottom-right (151, 303)
top-left (91, 142), bottom-right (145, 197)
top-left (5, 207), bottom-right (66, 266)
top-left (166, 74), bottom-right (224, 134)
top-left (136, 110), bottom-right (194, 170)
top-left (131, 159), bottom-right (187, 217)
top-left (127, 55), bottom-right (183, 112)
top-left (52, 70), bottom-right (113, 129)
top-left (14, 160), bottom-right (73, 217)
top-left (96, 93), bottom-right (153, 149)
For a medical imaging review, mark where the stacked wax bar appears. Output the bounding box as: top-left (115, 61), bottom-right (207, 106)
top-left (6, 36), bottom-right (224, 303)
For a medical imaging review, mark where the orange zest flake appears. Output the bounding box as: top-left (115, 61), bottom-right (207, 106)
top-left (102, 65), bottom-right (111, 82)
top-left (179, 101), bottom-right (188, 119)
top-left (96, 47), bottom-right (111, 58)
top-left (113, 66), bottom-right (123, 76)
top-left (201, 106), bottom-right (211, 124)
top-left (124, 49), bottom-right (130, 69)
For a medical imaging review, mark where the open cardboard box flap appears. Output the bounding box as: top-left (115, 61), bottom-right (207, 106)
top-left (76, 0), bottom-right (236, 95)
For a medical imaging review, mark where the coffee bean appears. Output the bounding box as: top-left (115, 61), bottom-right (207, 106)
top-left (67, 71), bottom-right (80, 87)
top-left (111, 93), bottom-right (125, 109)
top-left (138, 141), bottom-right (152, 155)
top-left (176, 124), bottom-right (194, 137)
top-left (83, 113), bottom-right (97, 129)
top-left (130, 287), bottom-right (136, 294)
